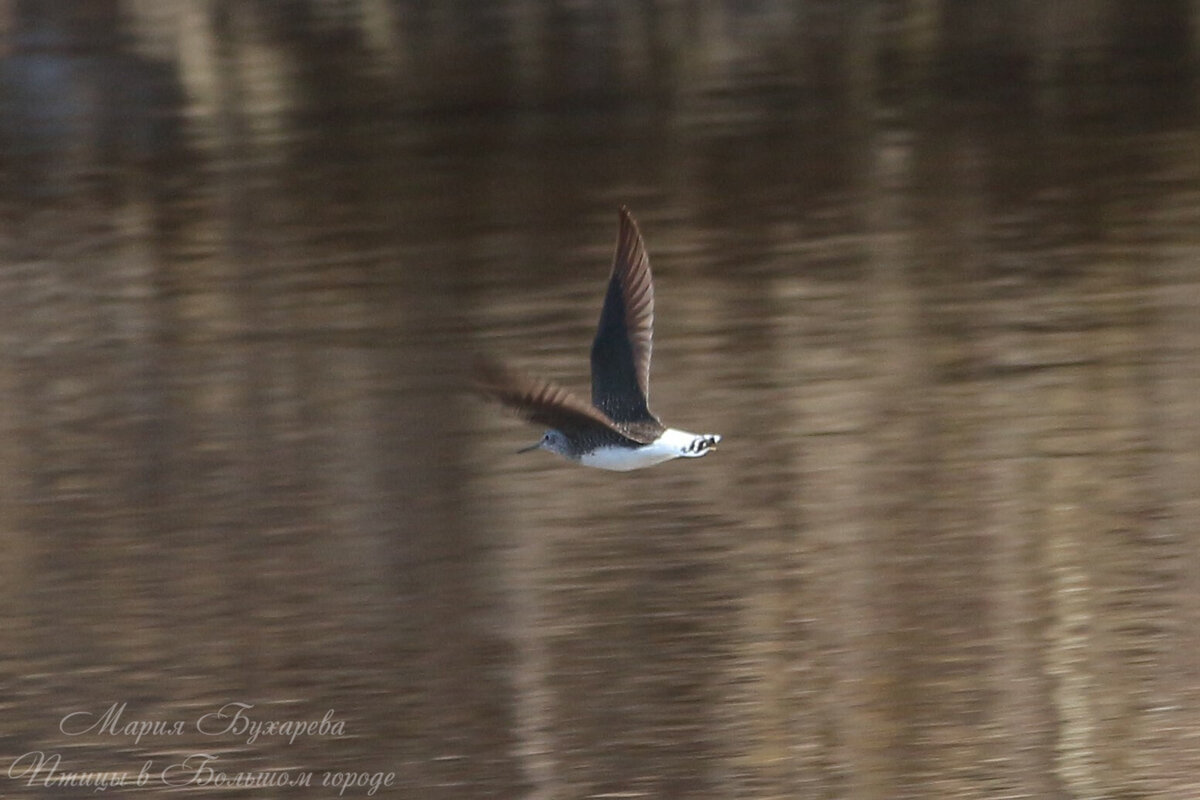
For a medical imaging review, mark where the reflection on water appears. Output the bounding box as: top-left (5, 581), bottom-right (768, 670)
top-left (2, 5), bottom-right (1200, 799)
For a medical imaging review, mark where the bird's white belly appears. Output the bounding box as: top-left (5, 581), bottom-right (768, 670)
top-left (579, 428), bottom-right (704, 472)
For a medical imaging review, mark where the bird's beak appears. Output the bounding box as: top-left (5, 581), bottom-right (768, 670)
top-left (517, 441), bottom-right (541, 454)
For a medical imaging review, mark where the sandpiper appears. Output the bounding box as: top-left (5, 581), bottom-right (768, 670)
top-left (476, 206), bottom-right (721, 471)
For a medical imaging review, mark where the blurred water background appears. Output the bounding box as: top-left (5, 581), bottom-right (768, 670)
top-left (2, 1), bottom-right (1200, 797)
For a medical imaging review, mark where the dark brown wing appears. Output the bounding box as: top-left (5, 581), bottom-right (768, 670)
top-left (590, 206), bottom-right (657, 424)
top-left (474, 356), bottom-right (654, 444)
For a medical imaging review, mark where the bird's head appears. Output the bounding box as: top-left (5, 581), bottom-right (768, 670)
top-left (518, 429), bottom-right (570, 456)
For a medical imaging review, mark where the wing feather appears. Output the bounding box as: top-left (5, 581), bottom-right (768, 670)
top-left (474, 356), bottom-right (654, 444)
top-left (590, 207), bottom-right (657, 423)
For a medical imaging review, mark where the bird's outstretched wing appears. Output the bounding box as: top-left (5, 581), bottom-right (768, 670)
top-left (474, 356), bottom-right (654, 444)
top-left (590, 206), bottom-right (658, 424)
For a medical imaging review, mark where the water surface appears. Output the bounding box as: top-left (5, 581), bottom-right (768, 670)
top-left (2, 23), bottom-right (1199, 800)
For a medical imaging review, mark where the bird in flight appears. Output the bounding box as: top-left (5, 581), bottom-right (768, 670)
top-left (476, 206), bottom-right (720, 471)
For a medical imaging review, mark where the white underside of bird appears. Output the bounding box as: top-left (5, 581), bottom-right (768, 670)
top-left (579, 429), bottom-right (721, 471)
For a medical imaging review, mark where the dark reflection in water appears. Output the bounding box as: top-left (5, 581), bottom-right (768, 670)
top-left (2, 6), bottom-right (1200, 800)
